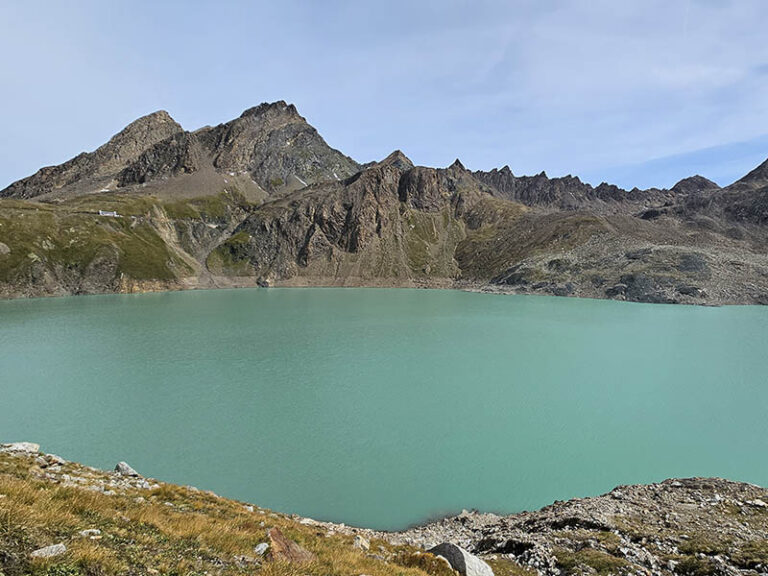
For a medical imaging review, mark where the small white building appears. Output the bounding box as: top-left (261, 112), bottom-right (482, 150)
top-left (98, 210), bottom-right (119, 217)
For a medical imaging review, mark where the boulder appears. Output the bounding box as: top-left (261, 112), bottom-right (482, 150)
top-left (46, 454), bottom-right (67, 465)
top-left (1, 442), bottom-right (40, 454)
top-left (353, 534), bottom-right (370, 551)
top-left (605, 283), bottom-right (627, 298)
top-left (428, 543), bottom-right (494, 576)
top-left (115, 461), bottom-right (140, 477)
top-left (267, 527), bottom-right (315, 563)
top-left (0, 242), bottom-right (10, 255)
top-left (254, 542), bottom-right (269, 556)
top-left (30, 543), bottom-right (67, 558)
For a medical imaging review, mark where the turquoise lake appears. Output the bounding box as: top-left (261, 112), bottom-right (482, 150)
top-left (1, 288), bottom-right (767, 530)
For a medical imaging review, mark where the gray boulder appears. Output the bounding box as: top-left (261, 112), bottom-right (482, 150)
top-left (30, 543), bottom-right (67, 558)
top-left (115, 461), bottom-right (140, 477)
top-left (428, 543), bottom-right (494, 576)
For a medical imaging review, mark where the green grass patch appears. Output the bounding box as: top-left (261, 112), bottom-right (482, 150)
top-left (675, 556), bottom-right (718, 576)
top-left (206, 231), bottom-right (254, 276)
top-left (485, 556), bottom-right (538, 576)
top-left (732, 539), bottom-right (768, 570)
top-left (554, 547), bottom-right (629, 575)
top-left (0, 199), bottom-right (189, 286)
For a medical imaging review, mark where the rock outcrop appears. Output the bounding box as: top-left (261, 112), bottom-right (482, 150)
top-left (114, 461), bottom-right (140, 477)
top-left (428, 543), bottom-right (494, 576)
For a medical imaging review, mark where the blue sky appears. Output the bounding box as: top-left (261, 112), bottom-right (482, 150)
top-left (1, 0), bottom-right (767, 190)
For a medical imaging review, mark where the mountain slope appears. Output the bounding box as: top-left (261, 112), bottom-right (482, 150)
top-left (0, 111), bottom-right (184, 200)
top-left (1, 445), bottom-right (766, 576)
top-left (1, 102), bottom-right (767, 304)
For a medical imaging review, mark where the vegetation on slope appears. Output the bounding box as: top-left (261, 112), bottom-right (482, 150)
top-left (0, 451), bottom-right (449, 576)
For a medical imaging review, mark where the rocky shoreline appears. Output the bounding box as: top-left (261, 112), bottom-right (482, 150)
top-left (2, 442), bottom-right (766, 576)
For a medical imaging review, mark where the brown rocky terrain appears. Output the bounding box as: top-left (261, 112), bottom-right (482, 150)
top-left (1, 101), bottom-right (767, 304)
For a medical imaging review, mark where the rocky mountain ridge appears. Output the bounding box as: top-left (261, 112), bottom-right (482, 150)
top-left (1, 111), bottom-right (184, 200)
top-left (1, 101), bottom-right (767, 304)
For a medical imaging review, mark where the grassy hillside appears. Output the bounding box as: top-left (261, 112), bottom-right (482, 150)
top-left (0, 450), bottom-right (457, 576)
top-left (2, 447), bottom-right (767, 576)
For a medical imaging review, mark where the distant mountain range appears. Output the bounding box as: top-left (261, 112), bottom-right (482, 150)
top-left (1, 101), bottom-right (767, 304)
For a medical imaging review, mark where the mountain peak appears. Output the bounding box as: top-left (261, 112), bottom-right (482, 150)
top-left (0, 110), bottom-right (184, 199)
top-left (449, 158), bottom-right (466, 171)
top-left (240, 101), bottom-right (301, 120)
top-left (139, 109), bottom-right (175, 123)
top-left (106, 110), bottom-right (183, 151)
top-left (671, 175), bottom-right (720, 194)
top-left (731, 157), bottom-right (768, 190)
top-left (378, 150), bottom-right (414, 171)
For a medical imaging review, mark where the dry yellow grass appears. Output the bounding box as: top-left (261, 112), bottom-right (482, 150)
top-left (0, 452), bottom-right (439, 576)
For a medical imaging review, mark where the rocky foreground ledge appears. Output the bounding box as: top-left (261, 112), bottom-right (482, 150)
top-left (1, 443), bottom-right (766, 576)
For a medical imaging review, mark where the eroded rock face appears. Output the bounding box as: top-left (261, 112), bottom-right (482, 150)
top-left (118, 131), bottom-right (203, 185)
top-left (220, 151), bottom-right (483, 282)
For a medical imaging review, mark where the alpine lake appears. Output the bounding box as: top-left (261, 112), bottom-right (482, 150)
top-left (1, 287), bottom-right (766, 530)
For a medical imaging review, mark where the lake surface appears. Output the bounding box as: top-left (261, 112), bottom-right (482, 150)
top-left (1, 288), bottom-right (767, 530)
